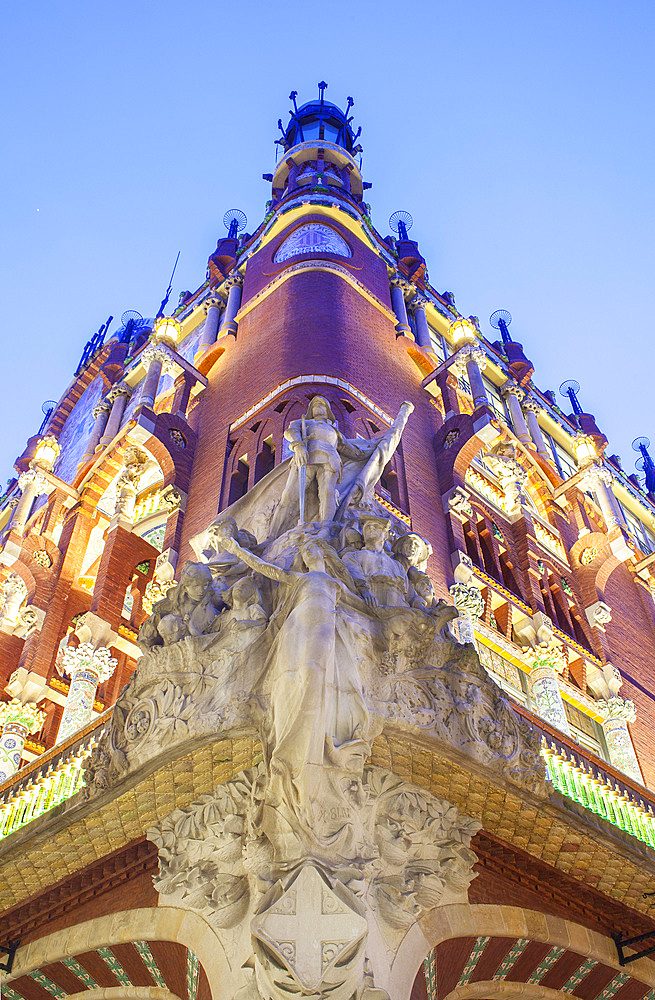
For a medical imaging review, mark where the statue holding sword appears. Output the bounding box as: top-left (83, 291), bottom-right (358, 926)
top-left (276, 395), bottom-right (414, 527)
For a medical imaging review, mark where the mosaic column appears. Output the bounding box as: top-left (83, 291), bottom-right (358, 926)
top-left (11, 468), bottom-right (50, 535)
top-left (99, 382), bottom-right (132, 448)
top-left (410, 294), bottom-right (431, 349)
top-left (0, 699), bottom-right (45, 783)
top-left (581, 464), bottom-right (626, 531)
top-left (521, 398), bottom-right (550, 460)
top-left (449, 581), bottom-right (484, 646)
top-left (218, 274), bottom-right (243, 338)
top-left (453, 344), bottom-right (488, 408)
top-left (390, 278), bottom-right (412, 337)
top-left (524, 644), bottom-right (571, 736)
top-left (139, 345), bottom-right (177, 410)
top-left (58, 642), bottom-right (117, 744)
top-left (597, 697), bottom-right (643, 783)
top-left (500, 383), bottom-right (531, 447)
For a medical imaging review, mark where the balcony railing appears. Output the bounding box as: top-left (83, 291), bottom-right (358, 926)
top-left (0, 710), bottom-right (110, 842)
top-left (515, 703), bottom-right (655, 849)
top-left (1, 691), bottom-right (654, 853)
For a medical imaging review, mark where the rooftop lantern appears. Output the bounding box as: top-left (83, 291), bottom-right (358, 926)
top-left (573, 434), bottom-right (598, 469)
top-left (153, 315), bottom-right (181, 348)
top-left (32, 434), bottom-right (60, 472)
top-left (278, 83), bottom-right (360, 154)
top-left (632, 437), bottom-right (655, 493)
top-left (450, 317), bottom-right (478, 346)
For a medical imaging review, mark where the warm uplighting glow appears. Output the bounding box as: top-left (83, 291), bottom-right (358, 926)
top-left (574, 434), bottom-right (598, 467)
top-left (449, 317), bottom-right (477, 345)
top-left (153, 315), bottom-right (181, 346)
top-left (33, 435), bottom-right (60, 471)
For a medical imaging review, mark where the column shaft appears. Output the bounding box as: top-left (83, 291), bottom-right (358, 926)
top-left (412, 301), bottom-right (431, 348)
top-left (99, 389), bottom-right (130, 448)
top-left (140, 358), bottom-right (164, 410)
top-left (524, 406), bottom-right (550, 458)
top-left (219, 281), bottom-right (242, 337)
top-left (196, 298), bottom-right (223, 357)
top-left (504, 391), bottom-right (531, 446)
top-left (602, 717), bottom-right (643, 782)
top-left (81, 402), bottom-right (111, 464)
top-left (57, 667), bottom-right (101, 743)
top-left (390, 283), bottom-right (412, 337)
top-left (465, 356), bottom-right (488, 408)
top-left (529, 664), bottom-right (571, 735)
top-left (11, 481), bottom-right (38, 535)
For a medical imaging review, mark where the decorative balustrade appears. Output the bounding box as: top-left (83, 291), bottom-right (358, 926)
top-left (531, 513), bottom-right (568, 562)
top-left (465, 465), bottom-right (506, 511)
top-left (515, 704), bottom-right (655, 849)
top-left (132, 486), bottom-right (166, 524)
top-left (0, 711), bottom-right (110, 841)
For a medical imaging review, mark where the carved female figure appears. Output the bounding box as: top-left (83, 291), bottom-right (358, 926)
top-left (215, 525), bottom-right (372, 861)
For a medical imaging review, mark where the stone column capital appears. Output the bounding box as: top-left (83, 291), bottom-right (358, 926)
top-left (225, 272), bottom-right (244, 289)
top-left (581, 463), bottom-right (613, 490)
top-left (410, 293), bottom-right (429, 310)
top-left (597, 696), bottom-right (636, 724)
top-left (107, 381), bottom-right (132, 402)
top-left (18, 468), bottom-right (50, 495)
top-left (61, 642), bottom-right (118, 684)
top-left (523, 642), bottom-right (567, 674)
top-left (449, 582), bottom-right (484, 619)
top-left (204, 294), bottom-right (224, 313)
top-left (452, 344), bottom-right (487, 374)
top-left (500, 380), bottom-right (525, 401)
top-left (92, 399), bottom-right (112, 419)
top-left (522, 397), bottom-right (545, 414)
top-left (390, 275), bottom-right (412, 295)
top-left (142, 344), bottom-right (177, 377)
top-left (0, 697), bottom-right (45, 734)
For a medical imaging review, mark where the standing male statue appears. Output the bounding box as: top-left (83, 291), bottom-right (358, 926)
top-left (271, 396), bottom-right (414, 532)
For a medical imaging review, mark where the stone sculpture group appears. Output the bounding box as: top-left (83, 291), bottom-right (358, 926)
top-left (85, 398), bottom-right (545, 1000)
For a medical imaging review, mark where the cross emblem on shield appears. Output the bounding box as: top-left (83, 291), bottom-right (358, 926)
top-left (251, 865), bottom-right (368, 993)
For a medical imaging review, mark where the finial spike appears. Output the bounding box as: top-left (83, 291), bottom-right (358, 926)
top-left (289, 90), bottom-right (298, 112)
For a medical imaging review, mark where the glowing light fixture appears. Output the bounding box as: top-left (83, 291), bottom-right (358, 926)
top-left (153, 315), bottom-right (181, 346)
top-left (573, 434), bottom-right (598, 468)
top-left (450, 317), bottom-right (477, 346)
top-left (33, 435), bottom-right (60, 471)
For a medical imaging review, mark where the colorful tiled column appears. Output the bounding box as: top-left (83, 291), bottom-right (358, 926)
top-left (57, 643), bottom-right (117, 743)
top-left (449, 581), bottom-right (484, 646)
top-left (0, 699), bottom-right (45, 783)
top-left (524, 645), bottom-right (571, 736)
top-left (597, 697), bottom-right (643, 783)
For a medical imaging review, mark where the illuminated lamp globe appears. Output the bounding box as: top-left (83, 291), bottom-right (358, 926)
top-left (153, 316), bottom-right (181, 347)
top-left (574, 434), bottom-right (598, 468)
top-left (450, 317), bottom-right (477, 346)
top-left (33, 435), bottom-right (60, 472)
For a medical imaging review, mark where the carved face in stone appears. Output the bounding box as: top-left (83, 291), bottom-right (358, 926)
top-left (361, 517), bottom-right (390, 552)
top-left (230, 577), bottom-right (260, 608)
top-left (412, 571), bottom-right (436, 604)
top-left (179, 563), bottom-right (213, 602)
top-left (306, 395), bottom-right (335, 423)
top-left (299, 540), bottom-right (325, 571)
top-left (392, 532), bottom-right (430, 569)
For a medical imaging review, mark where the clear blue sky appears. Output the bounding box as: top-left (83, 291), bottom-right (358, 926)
top-left (2, 1), bottom-right (654, 483)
